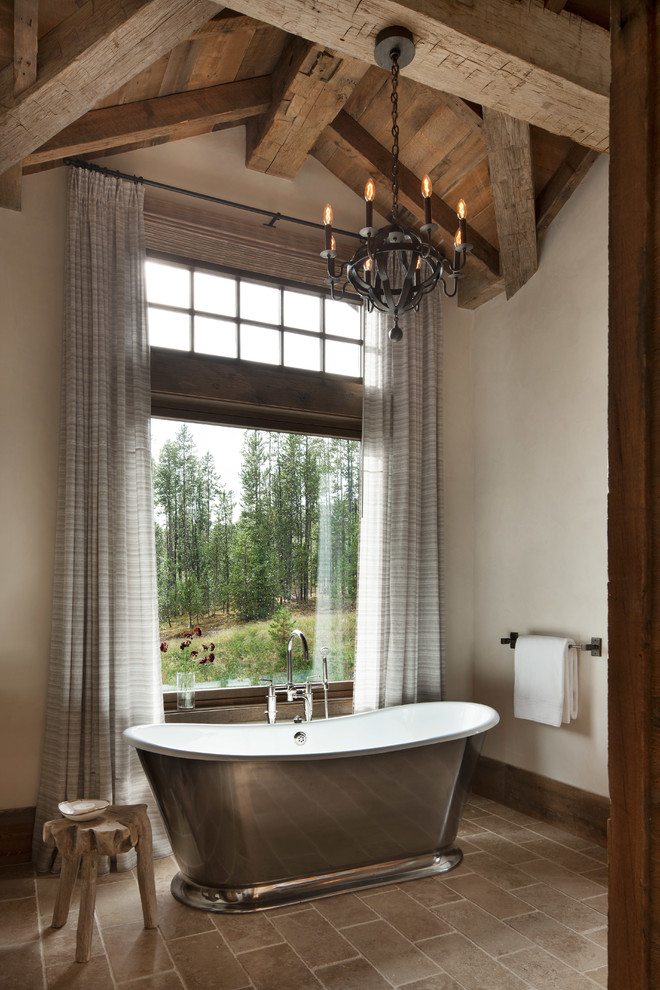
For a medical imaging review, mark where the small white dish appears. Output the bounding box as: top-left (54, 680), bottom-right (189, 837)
top-left (58, 799), bottom-right (110, 822)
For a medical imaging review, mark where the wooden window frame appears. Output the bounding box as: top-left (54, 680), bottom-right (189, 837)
top-left (145, 211), bottom-right (362, 713)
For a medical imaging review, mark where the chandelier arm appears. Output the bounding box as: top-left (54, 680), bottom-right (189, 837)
top-left (439, 274), bottom-right (459, 299)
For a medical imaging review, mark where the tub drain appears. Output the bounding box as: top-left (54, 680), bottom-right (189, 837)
top-left (294, 731), bottom-right (307, 745)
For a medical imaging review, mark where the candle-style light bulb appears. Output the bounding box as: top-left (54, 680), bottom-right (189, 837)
top-left (453, 227), bottom-right (462, 271)
top-left (364, 256), bottom-right (372, 285)
top-left (456, 198), bottom-right (467, 249)
top-left (323, 204), bottom-right (333, 251)
top-left (421, 175), bottom-right (433, 225)
top-left (364, 178), bottom-right (375, 228)
top-left (415, 254), bottom-right (422, 288)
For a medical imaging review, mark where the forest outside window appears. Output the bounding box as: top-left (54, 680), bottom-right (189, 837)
top-left (146, 257), bottom-right (363, 702)
top-left (152, 421), bottom-right (359, 694)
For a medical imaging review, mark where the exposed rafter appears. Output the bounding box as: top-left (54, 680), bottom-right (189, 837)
top-left (246, 37), bottom-right (368, 179)
top-left (25, 76), bottom-right (272, 167)
top-left (225, 0), bottom-right (610, 151)
top-left (435, 93), bottom-right (484, 133)
top-left (0, 0), bottom-right (222, 175)
top-left (536, 144), bottom-right (600, 238)
top-left (483, 107), bottom-right (538, 299)
top-left (0, 0), bottom-right (38, 211)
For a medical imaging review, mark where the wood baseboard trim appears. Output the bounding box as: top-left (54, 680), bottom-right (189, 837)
top-left (471, 755), bottom-right (609, 847)
top-left (0, 807), bottom-right (35, 865)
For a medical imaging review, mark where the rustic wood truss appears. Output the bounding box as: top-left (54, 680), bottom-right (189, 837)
top-left (0, 0), bottom-right (607, 306)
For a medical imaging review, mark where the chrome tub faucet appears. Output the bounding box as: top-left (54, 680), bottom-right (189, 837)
top-left (262, 632), bottom-right (330, 723)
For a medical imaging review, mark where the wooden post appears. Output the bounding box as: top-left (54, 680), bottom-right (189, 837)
top-left (0, 0), bottom-right (38, 211)
top-left (608, 1), bottom-right (660, 986)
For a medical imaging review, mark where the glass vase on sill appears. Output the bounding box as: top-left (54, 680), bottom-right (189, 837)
top-left (176, 671), bottom-right (195, 710)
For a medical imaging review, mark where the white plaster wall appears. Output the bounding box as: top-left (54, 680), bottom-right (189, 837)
top-left (0, 169), bottom-right (66, 808)
top-left (471, 156), bottom-right (609, 797)
top-left (0, 130), bottom-right (609, 809)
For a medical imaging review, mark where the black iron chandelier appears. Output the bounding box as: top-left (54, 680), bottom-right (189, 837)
top-left (320, 27), bottom-right (472, 341)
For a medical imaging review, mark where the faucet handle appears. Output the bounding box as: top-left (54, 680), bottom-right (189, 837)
top-left (261, 678), bottom-right (277, 724)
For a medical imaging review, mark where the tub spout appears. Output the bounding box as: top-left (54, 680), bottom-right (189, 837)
top-left (286, 630), bottom-right (309, 700)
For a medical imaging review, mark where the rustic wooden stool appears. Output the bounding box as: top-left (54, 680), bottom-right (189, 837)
top-left (43, 803), bottom-right (158, 963)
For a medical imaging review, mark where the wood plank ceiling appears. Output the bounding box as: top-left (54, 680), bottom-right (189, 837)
top-left (0, 0), bottom-right (609, 308)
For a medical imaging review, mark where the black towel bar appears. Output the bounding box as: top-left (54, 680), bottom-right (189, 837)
top-left (500, 632), bottom-right (602, 657)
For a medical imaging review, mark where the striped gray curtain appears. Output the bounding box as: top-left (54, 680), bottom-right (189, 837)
top-left (353, 292), bottom-right (445, 711)
top-left (33, 167), bottom-right (169, 871)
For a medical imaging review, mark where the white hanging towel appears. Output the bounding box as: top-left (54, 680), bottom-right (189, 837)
top-left (514, 635), bottom-right (578, 726)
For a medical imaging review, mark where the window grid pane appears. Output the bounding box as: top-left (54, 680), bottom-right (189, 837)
top-left (146, 258), bottom-right (362, 378)
top-left (240, 324), bottom-right (281, 365)
top-left (283, 331), bottom-right (322, 372)
top-left (194, 316), bottom-right (238, 359)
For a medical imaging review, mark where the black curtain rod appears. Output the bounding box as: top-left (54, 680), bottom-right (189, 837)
top-left (63, 157), bottom-right (361, 241)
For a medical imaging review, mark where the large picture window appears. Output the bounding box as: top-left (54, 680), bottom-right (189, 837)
top-left (147, 258), bottom-right (363, 700)
top-left (152, 420), bottom-right (359, 691)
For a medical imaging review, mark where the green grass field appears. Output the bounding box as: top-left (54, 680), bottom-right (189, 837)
top-left (160, 606), bottom-right (355, 688)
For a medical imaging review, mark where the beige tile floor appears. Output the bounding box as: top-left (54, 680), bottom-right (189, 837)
top-left (0, 795), bottom-right (608, 989)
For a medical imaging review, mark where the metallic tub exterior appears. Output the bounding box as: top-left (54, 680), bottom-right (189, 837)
top-left (125, 702), bottom-right (498, 911)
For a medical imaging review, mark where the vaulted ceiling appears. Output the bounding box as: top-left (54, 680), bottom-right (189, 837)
top-left (0, 0), bottom-right (610, 308)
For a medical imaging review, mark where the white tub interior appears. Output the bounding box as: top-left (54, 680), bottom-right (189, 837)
top-left (124, 701), bottom-right (500, 761)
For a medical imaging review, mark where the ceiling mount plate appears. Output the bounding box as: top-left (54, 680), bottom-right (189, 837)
top-left (374, 26), bottom-right (415, 70)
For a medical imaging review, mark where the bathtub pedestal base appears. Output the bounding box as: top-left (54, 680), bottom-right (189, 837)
top-left (170, 847), bottom-right (463, 913)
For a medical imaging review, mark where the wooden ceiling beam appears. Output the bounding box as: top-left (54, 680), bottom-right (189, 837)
top-left (225, 0), bottom-right (610, 151)
top-left (324, 109), bottom-right (500, 280)
top-left (457, 267), bottom-right (506, 310)
top-left (482, 107), bottom-right (538, 299)
top-left (24, 76), bottom-right (271, 167)
top-left (188, 10), bottom-right (259, 39)
top-left (536, 143), bottom-right (601, 238)
top-left (245, 38), bottom-right (368, 179)
top-left (0, 0), bottom-right (223, 175)
top-left (13, 0), bottom-right (37, 94)
top-left (436, 92), bottom-right (484, 133)
top-left (0, 0), bottom-right (38, 211)
top-left (246, 36), bottom-right (368, 179)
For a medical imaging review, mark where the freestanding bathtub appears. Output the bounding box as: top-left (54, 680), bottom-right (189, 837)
top-left (124, 701), bottom-right (499, 911)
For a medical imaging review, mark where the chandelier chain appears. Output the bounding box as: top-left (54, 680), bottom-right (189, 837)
top-left (390, 53), bottom-right (400, 219)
